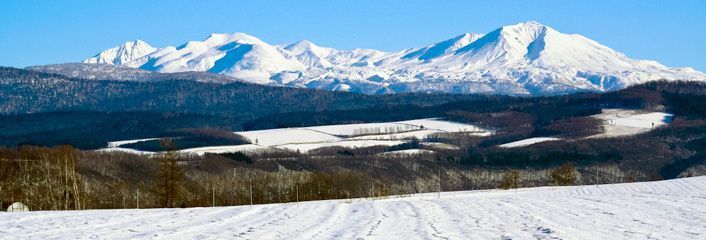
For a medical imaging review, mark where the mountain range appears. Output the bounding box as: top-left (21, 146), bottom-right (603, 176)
top-left (82, 21), bottom-right (706, 95)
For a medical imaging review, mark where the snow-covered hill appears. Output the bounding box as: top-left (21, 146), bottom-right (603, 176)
top-left (83, 21), bottom-right (706, 95)
top-left (2, 176), bottom-right (705, 239)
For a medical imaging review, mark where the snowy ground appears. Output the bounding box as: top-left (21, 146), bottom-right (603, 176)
top-left (2, 176), bottom-right (705, 239)
top-left (378, 149), bottom-right (435, 156)
top-left (277, 140), bottom-right (408, 153)
top-left (103, 118), bottom-right (489, 155)
top-left (102, 111), bottom-right (672, 154)
top-left (499, 137), bottom-right (561, 148)
top-left (497, 109), bottom-right (674, 148)
top-left (590, 109), bottom-right (673, 138)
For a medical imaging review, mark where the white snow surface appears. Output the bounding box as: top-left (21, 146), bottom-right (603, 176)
top-left (102, 118), bottom-right (484, 154)
top-left (177, 144), bottom-right (269, 156)
top-left (591, 109), bottom-right (674, 138)
top-left (499, 137), bottom-right (562, 148)
top-left (238, 128), bottom-right (341, 147)
top-left (95, 147), bottom-right (154, 155)
top-left (107, 138), bottom-right (161, 148)
top-left (2, 176), bottom-right (705, 239)
top-left (349, 129), bottom-right (443, 140)
top-left (83, 21), bottom-right (706, 95)
top-left (396, 118), bottom-right (492, 134)
top-left (379, 149), bottom-right (435, 155)
top-left (302, 122), bottom-right (420, 137)
top-left (277, 140), bottom-right (408, 153)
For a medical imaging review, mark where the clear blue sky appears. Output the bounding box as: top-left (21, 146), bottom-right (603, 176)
top-left (1, 0), bottom-right (705, 71)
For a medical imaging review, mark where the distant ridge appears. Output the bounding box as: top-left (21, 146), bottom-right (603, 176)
top-left (82, 21), bottom-right (706, 95)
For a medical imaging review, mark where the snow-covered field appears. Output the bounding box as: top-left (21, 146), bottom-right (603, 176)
top-left (497, 109), bottom-right (673, 148)
top-left (2, 176), bottom-right (705, 239)
top-left (590, 109), bottom-right (673, 138)
top-left (103, 111), bottom-right (674, 154)
top-left (378, 149), bottom-right (435, 155)
top-left (104, 118), bottom-right (489, 155)
top-left (499, 137), bottom-right (561, 148)
top-left (277, 140), bottom-right (407, 153)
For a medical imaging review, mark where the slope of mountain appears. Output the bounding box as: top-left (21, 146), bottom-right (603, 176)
top-left (82, 21), bottom-right (706, 95)
top-left (27, 63), bottom-right (244, 83)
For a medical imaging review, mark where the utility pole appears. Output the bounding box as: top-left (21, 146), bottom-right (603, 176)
top-left (249, 170), bottom-right (253, 206)
top-left (371, 182), bottom-right (375, 200)
top-left (136, 189), bottom-right (140, 209)
top-left (233, 168), bottom-right (236, 205)
top-left (212, 185), bottom-right (215, 207)
top-left (296, 184), bottom-right (299, 204)
top-left (437, 168), bottom-right (441, 199)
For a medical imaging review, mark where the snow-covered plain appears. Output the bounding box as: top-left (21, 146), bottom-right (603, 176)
top-left (278, 140), bottom-right (408, 153)
top-left (104, 118), bottom-right (489, 154)
top-left (2, 176), bottom-right (705, 239)
top-left (499, 137), bottom-right (561, 148)
top-left (498, 109), bottom-right (673, 148)
top-left (378, 149), bottom-right (435, 155)
top-left (590, 109), bottom-right (674, 138)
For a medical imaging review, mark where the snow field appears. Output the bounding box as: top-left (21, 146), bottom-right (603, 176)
top-left (378, 149), bottom-right (435, 155)
top-left (107, 138), bottom-right (160, 148)
top-left (396, 118), bottom-right (491, 135)
top-left (591, 109), bottom-right (674, 138)
top-left (499, 137), bottom-right (561, 148)
top-left (277, 140), bottom-right (408, 153)
top-left (237, 128), bottom-right (341, 147)
top-left (302, 122), bottom-right (420, 137)
top-left (498, 109), bottom-right (674, 148)
top-left (104, 118), bottom-right (489, 155)
top-left (2, 176), bottom-right (705, 239)
top-left (177, 144), bottom-right (269, 156)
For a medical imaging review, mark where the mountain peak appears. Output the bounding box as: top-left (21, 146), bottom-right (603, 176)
top-left (83, 40), bottom-right (156, 65)
top-left (285, 40), bottom-right (321, 52)
top-left (284, 40), bottom-right (334, 68)
top-left (206, 32), bottom-right (262, 44)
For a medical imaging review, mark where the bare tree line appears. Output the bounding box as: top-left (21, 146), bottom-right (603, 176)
top-left (0, 143), bottom-right (658, 211)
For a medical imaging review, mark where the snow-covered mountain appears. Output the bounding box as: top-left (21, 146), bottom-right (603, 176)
top-left (84, 40), bottom-right (157, 66)
top-left (83, 21), bottom-right (706, 95)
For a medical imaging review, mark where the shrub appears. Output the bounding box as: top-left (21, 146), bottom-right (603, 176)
top-left (550, 162), bottom-right (578, 186)
top-left (499, 170), bottom-right (520, 190)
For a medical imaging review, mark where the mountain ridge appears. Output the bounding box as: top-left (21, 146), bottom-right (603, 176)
top-left (82, 21), bottom-right (706, 95)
